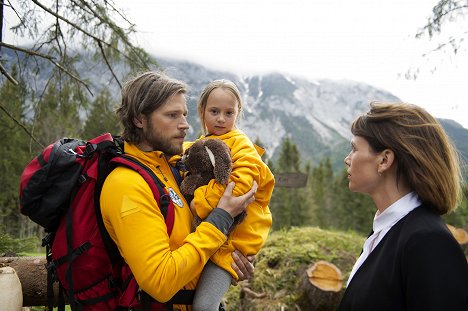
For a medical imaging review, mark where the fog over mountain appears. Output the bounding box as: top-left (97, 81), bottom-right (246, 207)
top-left (157, 57), bottom-right (467, 170)
top-left (3, 49), bottom-right (467, 170)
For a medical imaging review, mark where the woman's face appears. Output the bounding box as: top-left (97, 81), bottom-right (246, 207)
top-left (344, 135), bottom-right (382, 195)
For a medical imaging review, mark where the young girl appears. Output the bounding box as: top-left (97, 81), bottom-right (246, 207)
top-left (188, 79), bottom-right (275, 310)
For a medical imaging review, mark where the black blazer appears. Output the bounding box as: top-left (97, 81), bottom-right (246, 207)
top-left (338, 205), bottom-right (468, 311)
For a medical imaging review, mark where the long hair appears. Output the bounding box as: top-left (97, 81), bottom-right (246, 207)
top-left (351, 102), bottom-right (462, 214)
top-left (117, 71), bottom-right (187, 144)
top-left (197, 79), bottom-right (243, 135)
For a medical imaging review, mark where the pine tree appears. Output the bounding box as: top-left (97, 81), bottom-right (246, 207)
top-left (82, 89), bottom-right (122, 139)
top-left (330, 169), bottom-right (374, 235)
top-left (32, 73), bottom-right (85, 145)
top-left (310, 157), bottom-right (334, 228)
top-left (270, 137), bottom-right (311, 230)
top-left (0, 67), bottom-right (32, 236)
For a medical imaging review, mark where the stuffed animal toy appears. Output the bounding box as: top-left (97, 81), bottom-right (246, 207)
top-left (180, 138), bottom-right (246, 230)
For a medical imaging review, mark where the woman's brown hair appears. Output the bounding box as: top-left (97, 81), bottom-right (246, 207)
top-left (351, 102), bottom-right (462, 214)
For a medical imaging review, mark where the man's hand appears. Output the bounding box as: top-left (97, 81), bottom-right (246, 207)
top-left (231, 250), bottom-right (255, 286)
top-left (217, 181), bottom-right (257, 218)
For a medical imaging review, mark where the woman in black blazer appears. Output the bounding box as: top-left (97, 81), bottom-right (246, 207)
top-left (339, 102), bottom-right (468, 311)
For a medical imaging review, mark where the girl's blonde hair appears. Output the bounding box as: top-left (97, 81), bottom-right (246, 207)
top-left (351, 102), bottom-right (462, 215)
top-left (197, 79), bottom-right (243, 135)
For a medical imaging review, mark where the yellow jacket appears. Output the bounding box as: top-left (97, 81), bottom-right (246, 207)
top-left (189, 129), bottom-right (275, 278)
top-left (100, 143), bottom-right (227, 304)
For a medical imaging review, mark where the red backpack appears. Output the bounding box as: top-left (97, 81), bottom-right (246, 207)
top-left (19, 133), bottom-right (192, 310)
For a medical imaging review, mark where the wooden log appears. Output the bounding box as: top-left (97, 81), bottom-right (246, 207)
top-left (296, 260), bottom-right (344, 311)
top-left (0, 266), bottom-right (23, 311)
top-left (447, 224), bottom-right (468, 245)
top-left (0, 256), bottom-right (59, 307)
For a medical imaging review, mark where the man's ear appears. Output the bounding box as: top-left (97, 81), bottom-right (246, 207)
top-left (133, 115), bottom-right (145, 129)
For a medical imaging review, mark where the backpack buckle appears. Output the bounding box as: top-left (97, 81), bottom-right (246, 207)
top-left (83, 143), bottom-right (98, 158)
top-left (42, 232), bottom-right (54, 247)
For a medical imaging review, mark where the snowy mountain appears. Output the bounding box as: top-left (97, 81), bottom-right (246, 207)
top-left (158, 58), bottom-right (400, 168)
top-left (2, 48), bottom-right (466, 170)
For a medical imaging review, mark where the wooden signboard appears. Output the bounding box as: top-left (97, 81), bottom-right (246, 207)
top-left (275, 172), bottom-right (308, 188)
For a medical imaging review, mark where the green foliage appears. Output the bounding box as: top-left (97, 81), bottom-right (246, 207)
top-left (310, 157), bottom-right (334, 227)
top-left (82, 89), bottom-right (122, 138)
top-left (444, 183), bottom-right (468, 228)
top-left (329, 169), bottom-right (375, 235)
top-left (32, 73), bottom-right (86, 145)
top-left (225, 227), bottom-right (365, 310)
top-left (0, 68), bottom-right (34, 235)
top-left (0, 233), bottom-right (38, 255)
top-left (270, 137), bottom-right (313, 230)
top-left (277, 136), bottom-right (300, 172)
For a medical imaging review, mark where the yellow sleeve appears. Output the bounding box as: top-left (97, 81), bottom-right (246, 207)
top-left (101, 167), bottom-right (227, 302)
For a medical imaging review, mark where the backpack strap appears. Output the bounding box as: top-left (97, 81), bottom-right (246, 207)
top-left (170, 160), bottom-right (186, 186)
top-left (109, 155), bottom-right (196, 309)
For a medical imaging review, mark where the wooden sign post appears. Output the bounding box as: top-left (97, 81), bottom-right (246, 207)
top-left (275, 172), bottom-right (308, 188)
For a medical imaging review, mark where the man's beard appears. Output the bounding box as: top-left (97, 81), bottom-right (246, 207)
top-left (143, 121), bottom-right (183, 156)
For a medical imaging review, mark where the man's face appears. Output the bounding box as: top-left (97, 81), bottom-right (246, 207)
top-left (137, 92), bottom-right (189, 156)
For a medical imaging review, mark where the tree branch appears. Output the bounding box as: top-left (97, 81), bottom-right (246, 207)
top-left (32, 0), bottom-right (138, 65)
top-left (76, 0), bottom-right (149, 68)
top-left (417, 4), bottom-right (468, 38)
top-left (97, 40), bottom-right (122, 89)
top-left (0, 42), bottom-right (93, 95)
top-left (0, 103), bottom-right (44, 148)
top-left (0, 63), bottom-right (19, 85)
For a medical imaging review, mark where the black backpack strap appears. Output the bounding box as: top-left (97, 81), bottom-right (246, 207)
top-left (140, 289), bottom-right (195, 310)
top-left (170, 160), bottom-right (185, 186)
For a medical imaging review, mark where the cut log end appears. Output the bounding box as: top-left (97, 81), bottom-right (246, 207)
top-left (306, 260), bottom-right (343, 292)
top-left (447, 224), bottom-right (468, 245)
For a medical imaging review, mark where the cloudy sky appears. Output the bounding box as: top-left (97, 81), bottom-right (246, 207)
top-left (3, 0), bottom-right (467, 128)
top-left (113, 0), bottom-right (468, 128)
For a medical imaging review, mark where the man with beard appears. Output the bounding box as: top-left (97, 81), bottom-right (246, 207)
top-left (100, 71), bottom-right (257, 310)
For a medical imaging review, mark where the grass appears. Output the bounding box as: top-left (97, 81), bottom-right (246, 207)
top-left (224, 226), bottom-right (365, 310)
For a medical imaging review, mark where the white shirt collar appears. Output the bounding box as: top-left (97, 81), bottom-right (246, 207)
top-left (346, 192), bottom-right (422, 286)
top-left (373, 191), bottom-right (421, 234)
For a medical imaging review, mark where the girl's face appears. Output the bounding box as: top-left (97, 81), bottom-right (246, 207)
top-left (204, 88), bottom-right (239, 136)
top-left (344, 135), bottom-right (382, 196)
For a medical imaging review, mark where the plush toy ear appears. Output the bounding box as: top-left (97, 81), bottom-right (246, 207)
top-left (205, 139), bottom-right (232, 185)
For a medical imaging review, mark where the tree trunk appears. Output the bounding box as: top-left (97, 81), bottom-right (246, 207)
top-left (296, 260), bottom-right (344, 311)
top-left (0, 256), bottom-right (59, 307)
